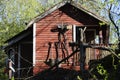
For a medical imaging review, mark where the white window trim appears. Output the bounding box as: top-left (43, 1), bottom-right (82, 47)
top-left (33, 23), bottom-right (36, 66)
top-left (72, 25), bottom-right (76, 42)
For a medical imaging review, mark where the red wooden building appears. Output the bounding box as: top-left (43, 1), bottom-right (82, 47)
top-left (4, 1), bottom-right (110, 79)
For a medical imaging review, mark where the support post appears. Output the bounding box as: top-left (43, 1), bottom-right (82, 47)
top-left (79, 27), bottom-right (88, 80)
top-left (80, 42), bottom-right (88, 80)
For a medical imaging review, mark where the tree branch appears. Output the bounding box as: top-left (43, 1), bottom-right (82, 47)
top-left (108, 4), bottom-right (120, 40)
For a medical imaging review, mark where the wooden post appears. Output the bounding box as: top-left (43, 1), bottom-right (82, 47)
top-left (99, 30), bottom-right (103, 44)
top-left (80, 42), bottom-right (85, 71)
top-left (80, 42), bottom-right (88, 80)
top-left (9, 60), bottom-right (12, 80)
top-left (79, 28), bottom-right (88, 80)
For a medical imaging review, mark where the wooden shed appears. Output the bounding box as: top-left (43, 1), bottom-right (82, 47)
top-left (4, 1), bottom-right (110, 79)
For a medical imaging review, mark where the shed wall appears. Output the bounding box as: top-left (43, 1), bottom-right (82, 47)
top-left (33, 5), bottom-right (103, 74)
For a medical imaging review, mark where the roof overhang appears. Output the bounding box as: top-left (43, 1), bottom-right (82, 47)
top-left (26, 1), bottom-right (110, 29)
top-left (4, 1), bottom-right (110, 49)
top-left (4, 28), bottom-right (32, 49)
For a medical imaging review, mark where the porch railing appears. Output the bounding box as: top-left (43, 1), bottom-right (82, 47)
top-left (71, 44), bottom-right (114, 66)
top-left (85, 44), bottom-right (114, 65)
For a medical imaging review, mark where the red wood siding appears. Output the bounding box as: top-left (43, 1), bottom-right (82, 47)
top-left (33, 7), bottom-right (107, 74)
top-left (33, 9), bottom-right (82, 74)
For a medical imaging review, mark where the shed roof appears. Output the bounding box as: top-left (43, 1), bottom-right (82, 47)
top-left (5, 0), bottom-right (110, 48)
top-left (26, 0), bottom-right (109, 29)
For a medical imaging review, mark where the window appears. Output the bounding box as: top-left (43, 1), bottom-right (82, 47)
top-left (73, 26), bottom-right (96, 44)
top-left (72, 26), bottom-right (96, 66)
top-left (85, 29), bottom-right (96, 44)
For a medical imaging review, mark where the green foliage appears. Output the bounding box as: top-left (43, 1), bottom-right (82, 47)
top-left (0, 0), bottom-right (119, 79)
top-left (0, 0), bottom-right (65, 79)
top-left (90, 53), bottom-right (120, 80)
top-left (0, 73), bottom-right (8, 80)
top-left (97, 64), bottom-right (108, 80)
top-left (75, 0), bottom-right (120, 43)
top-left (112, 54), bottom-right (117, 69)
top-left (0, 50), bottom-right (8, 80)
top-left (0, 0), bottom-right (53, 43)
top-left (77, 75), bottom-right (82, 80)
top-left (99, 22), bottom-right (106, 26)
top-left (0, 0), bottom-right (48, 79)
top-left (3, 0), bottom-right (45, 23)
top-left (11, 76), bottom-right (15, 80)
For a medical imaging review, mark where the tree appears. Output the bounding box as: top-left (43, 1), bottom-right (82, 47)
top-left (78, 0), bottom-right (120, 79)
top-left (77, 0), bottom-right (120, 44)
top-left (0, 0), bottom-right (65, 79)
top-left (0, 0), bottom-right (46, 79)
top-left (0, 0), bottom-right (119, 79)
top-left (107, 1), bottom-right (120, 48)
